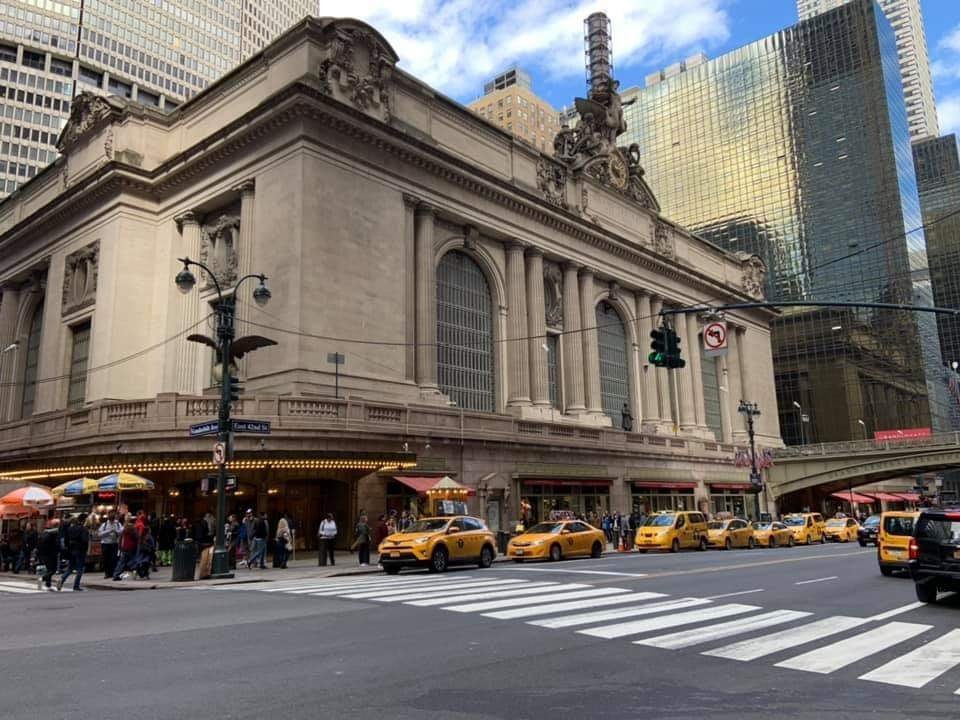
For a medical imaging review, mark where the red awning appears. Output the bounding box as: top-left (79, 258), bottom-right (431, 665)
top-left (393, 476), bottom-right (440, 494)
top-left (869, 492), bottom-right (905, 502)
top-left (894, 492), bottom-right (921, 502)
top-left (709, 483), bottom-right (755, 491)
top-left (831, 490), bottom-right (876, 505)
top-left (632, 481), bottom-right (697, 490)
top-left (521, 479), bottom-right (612, 487)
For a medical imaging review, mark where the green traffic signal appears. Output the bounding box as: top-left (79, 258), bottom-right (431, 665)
top-left (649, 327), bottom-right (667, 368)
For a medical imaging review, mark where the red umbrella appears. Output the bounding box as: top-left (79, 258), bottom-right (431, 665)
top-left (0, 486), bottom-right (54, 508)
top-left (0, 503), bottom-right (37, 520)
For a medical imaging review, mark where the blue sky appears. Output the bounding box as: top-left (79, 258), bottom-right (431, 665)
top-left (327, 0), bottom-right (960, 137)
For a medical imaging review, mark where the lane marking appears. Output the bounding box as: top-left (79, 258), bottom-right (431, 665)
top-left (341, 579), bottom-right (528, 599)
top-left (704, 615), bottom-right (870, 662)
top-left (443, 587), bottom-right (626, 613)
top-left (579, 603), bottom-right (759, 639)
top-left (637, 609), bottom-right (811, 650)
top-left (271, 577), bottom-right (450, 593)
top-left (794, 576), bottom-right (838, 585)
top-left (407, 583), bottom-right (587, 607)
top-left (706, 589), bottom-right (765, 600)
top-left (529, 597), bottom-right (710, 629)
top-left (482, 592), bottom-right (667, 620)
top-left (860, 628), bottom-right (960, 688)
top-left (867, 602), bottom-right (925, 621)
top-left (775, 621), bottom-right (931, 674)
top-left (508, 568), bottom-right (648, 578)
top-left (373, 581), bottom-right (561, 603)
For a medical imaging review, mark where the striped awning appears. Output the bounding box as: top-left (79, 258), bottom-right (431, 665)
top-left (831, 490), bottom-right (876, 505)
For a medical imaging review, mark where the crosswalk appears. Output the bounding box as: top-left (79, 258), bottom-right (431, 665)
top-left (217, 573), bottom-right (960, 694)
top-left (0, 579), bottom-right (49, 595)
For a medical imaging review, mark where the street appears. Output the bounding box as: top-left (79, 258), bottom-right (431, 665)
top-left (1, 544), bottom-right (958, 719)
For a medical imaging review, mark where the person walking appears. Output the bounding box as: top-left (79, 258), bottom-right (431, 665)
top-left (113, 520), bottom-right (139, 581)
top-left (373, 514), bottom-right (389, 550)
top-left (241, 509), bottom-right (256, 562)
top-left (37, 520), bottom-right (61, 591)
top-left (620, 512), bottom-right (633, 551)
top-left (157, 515), bottom-right (176, 567)
top-left (16, 522), bottom-right (37, 574)
top-left (226, 514), bottom-right (240, 569)
top-left (353, 514), bottom-right (371, 566)
top-left (98, 511), bottom-right (122, 578)
top-left (274, 513), bottom-right (291, 569)
top-left (135, 526), bottom-right (156, 580)
top-left (58, 516), bottom-right (89, 592)
top-left (249, 512), bottom-right (268, 569)
top-left (318, 513), bottom-right (337, 566)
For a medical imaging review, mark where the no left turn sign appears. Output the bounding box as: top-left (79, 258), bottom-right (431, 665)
top-left (703, 321), bottom-right (728, 355)
top-left (213, 442), bottom-right (226, 466)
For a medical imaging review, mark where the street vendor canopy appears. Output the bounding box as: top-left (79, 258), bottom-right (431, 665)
top-left (0, 486), bottom-right (54, 507)
top-left (831, 490), bottom-right (876, 504)
top-left (0, 503), bottom-right (37, 519)
top-left (867, 491), bottom-right (905, 502)
top-left (428, 475), bottom-right (476, 496)
top-left (95, 473), bottom-right (154, 492)
top-left (51, 477), bottom-right (99, 497)
top-left (393, 476), bottom-right (443, 494)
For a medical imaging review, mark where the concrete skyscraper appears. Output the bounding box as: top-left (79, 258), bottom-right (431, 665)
top-left (0, 0), bottom-right (315, 198)
top-left (468, 65), bottom-right (561, 155)
top-left (797, 0), bottom-right (938, 140)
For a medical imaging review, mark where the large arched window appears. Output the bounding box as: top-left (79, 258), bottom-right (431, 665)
top-left (436, 251), bottom-right (495, 412)
top-left (596, 300), bottom-right (629, 428)
top-left (20, 301), bottom-right (43, 419)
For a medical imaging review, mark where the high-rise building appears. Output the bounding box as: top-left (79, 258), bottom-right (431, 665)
top-left (797, 0), bottom-right (938, 141)
top-left (468, 65), bottom-right (560, 155)
top-left (622, 0), bottom-right (952, 444)
top-left (0, 0), bottom-right (314, 198)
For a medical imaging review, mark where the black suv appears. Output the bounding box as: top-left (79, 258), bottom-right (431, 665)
top-left (908, 508), bottom-right (960, 603)
top-left (858, 514), bottom-right (880, 546)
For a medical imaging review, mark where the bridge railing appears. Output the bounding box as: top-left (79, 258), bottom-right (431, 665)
top-left (773, 432), bottom-right (960, 459)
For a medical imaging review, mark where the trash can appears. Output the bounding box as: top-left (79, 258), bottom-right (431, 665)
top-left (172, 539), bottom-right (197, 582)
top-left (496, 531), bottom-right (511, 555)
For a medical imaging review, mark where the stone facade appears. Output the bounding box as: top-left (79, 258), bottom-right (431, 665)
top-left (0, 18), bottom-right (782, 534)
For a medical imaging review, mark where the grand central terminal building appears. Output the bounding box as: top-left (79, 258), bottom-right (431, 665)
top-left (0, 17), bottom-right (783, 544)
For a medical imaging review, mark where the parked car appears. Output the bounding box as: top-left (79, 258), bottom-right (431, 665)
top-left (879, 511), bottom-right (917, 577)
top-left (908, 508), bottom-right (960, 602)
top-left (858, 515), bottom-right (880, 546)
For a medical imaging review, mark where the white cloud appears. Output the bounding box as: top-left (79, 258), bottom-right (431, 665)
top-left (940, 24), bottom-right (960, 55)
top-left (939, 94), bottom-right (960, 136)
top-left (318, 0), bottom-right (730, 101)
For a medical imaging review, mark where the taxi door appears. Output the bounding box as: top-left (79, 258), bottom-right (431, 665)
top-left (559, 523), bottom-right (580, 556)
top-left (461, 517), bottom-right (487, 558)
top-left (675, 514), bottom-right (692, 548)
top-left (569, 521), bottom-right (594, 556)
top-left (446, 517), bottom-right (470, 561)
top-left (730, 519), bottom-right (750, 547)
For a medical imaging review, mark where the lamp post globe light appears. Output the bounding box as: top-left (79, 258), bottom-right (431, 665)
top-left (174, 256), bottom-right (272, 579)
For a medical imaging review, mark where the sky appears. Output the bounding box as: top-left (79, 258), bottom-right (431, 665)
top-left (321, 0), bottom-right (960, 137)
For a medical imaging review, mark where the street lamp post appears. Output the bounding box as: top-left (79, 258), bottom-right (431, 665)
top-left (792, 400), bottom-right (805, 446)
top-left (175, 257), bottom-right (271, 579)
top-left (738, 400), bottom-right (762, 521)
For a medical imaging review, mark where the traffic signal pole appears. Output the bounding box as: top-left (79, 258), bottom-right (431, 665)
top-left (213, 293), bottom-right (235, 579)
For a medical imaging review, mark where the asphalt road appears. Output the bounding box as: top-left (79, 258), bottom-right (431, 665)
top-left (1, 542), bottom-right (958, 720)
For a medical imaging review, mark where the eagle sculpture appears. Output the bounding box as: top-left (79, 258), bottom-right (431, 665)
top-left (186, 333), bottom-right (277, 362)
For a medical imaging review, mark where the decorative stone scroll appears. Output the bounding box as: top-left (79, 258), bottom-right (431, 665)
top-left (62, 240), bottom-right (99, 316)
top-left (653, 221), bottom-right (675, 259)
top-left (199, 207), bottom-right (241, 289)
top-left (56, 92), bottom-right (124, 153)
top-left (536, 158), bottom-right (568, 209)
top-left (736, 252), bottom-right (767, 299)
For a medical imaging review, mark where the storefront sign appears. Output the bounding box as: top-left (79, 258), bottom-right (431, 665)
top-left (874, 427), bottom-right (931, 441)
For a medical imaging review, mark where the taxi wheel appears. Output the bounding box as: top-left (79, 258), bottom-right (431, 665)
top-left (748, 537), bottom-right (756, 550)
top-left (820, 533), bottom-right (826, 544)
top-left (383, 565), bottom-right (401, 575)
top-left (769, 537), bottom-right (777, 549)
top-left (591, 541), bottom-right (603, 559)
top-left (915, 580), bottom-right (938, 604)
top-left (698, 537), bottom-right (708, 552)
top-left (512, 558), bottom-right (524, 563)
top-left (788, 536), bottom-right (794, 547)
top-left (549, 544), bottom-right (563, 562)
top-left (724, 538), bottom-right (732, 551)
top-left (637, 549), bottom-right (648, 554)
top-left (880, 566), bottom-right (894, 577)
top-left (858, 540), bottom-right (867, 547)
top-left (478, 545), bottom-right (494, 569)
top-left (429, 546), bottom-right (449, 573)
top-left (670, 539), bottom-right (680, 553)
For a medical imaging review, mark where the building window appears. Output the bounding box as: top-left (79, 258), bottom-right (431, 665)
top-left (436, 251), bottom-right (495, 412)
top-left (67, 321), bottom-right (91, 410)
top-left (20, 302), bottom-right (43, 419)
top-left (546, 333), bottom-right (561, 409)
top-left (700, 349), bottom-right (723, 440)
top-left (596, 301), bottom-right (630, 428)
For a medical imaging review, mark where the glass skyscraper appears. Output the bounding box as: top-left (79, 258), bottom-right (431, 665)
top-left (0, 0), bottom-right (314, 197)
top-left (621, 0), bottom-right (951, 444)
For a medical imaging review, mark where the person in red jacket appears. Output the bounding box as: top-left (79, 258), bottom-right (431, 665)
top-left (113, 520), bottom-right (139, 581)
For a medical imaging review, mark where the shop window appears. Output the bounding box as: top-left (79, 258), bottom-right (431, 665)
top-left (67, 320), bottom-right (91, 409)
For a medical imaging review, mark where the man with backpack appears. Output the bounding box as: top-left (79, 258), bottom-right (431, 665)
top-left (37, 520), bottom-right (61, 591)
top-left (57, 515), bottom-right (90, 592)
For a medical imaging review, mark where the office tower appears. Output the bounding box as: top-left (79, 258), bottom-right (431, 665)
top-left (0, 0), bottom-right (314, 198)
top-left (797, 0), bottom-right (938, 140)
top-left (468, 65), bottom-right (561, 154)
top-left (622, 0), bottom-right (952, 443)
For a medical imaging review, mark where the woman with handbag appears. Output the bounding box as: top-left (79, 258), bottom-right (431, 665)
top-left (274, 513), bottom-right (291, 569)
top-left (352, 514), bottom-right (371, 566)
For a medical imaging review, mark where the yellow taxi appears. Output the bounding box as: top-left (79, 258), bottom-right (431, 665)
top-left (783, 512), bottom-right (826, 545)
top-left (823, 516), bottom-right (860, 542)
top-left (507, 519), bottom-right (606, 562)
top-left (877, 510), bottom-right (918, 577)
top-left (751, 521), bottom-right (795, 548)
top-left (377, 515), bottom-right (497, 574)
top-left (634, 510), bottom-right (709, 553)
top-left (706, 518), bottom-right (756, 550)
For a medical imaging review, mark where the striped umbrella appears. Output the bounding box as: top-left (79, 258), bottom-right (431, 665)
top-left (0, 503), bottom-right (37, 520)
top-left (51, 477), bottom-right (99, 497)
top-left (0, 486), bottom-right (54, 508)
top-left (96, 473), bottom-right (155, 492)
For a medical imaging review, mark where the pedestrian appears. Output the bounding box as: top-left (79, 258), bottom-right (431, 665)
top-left (318, 513), bottom-right (337, 566)
top-left (242, 508), bottom-right (256, 559)
top-left (601, 513), bottom-right (612, 544)
top-left (274, 513), bottom-right (291, 569)
top-left (157, 515), bottom-right (176, 567)
top-left (204, 511), bottom-right (216, 539)
top-left (353, 514), bottom-right (371, 566)
top-left (58, 515), bottom-right (89, 592)
top-left (16, 521), bottom-right (37, 574)
top-left (98, 511), bottom-right (122, 578)
top-left (113, 520), bottom-right (139, 581)
top-left (193, 516), bottom-right (211, 549)
top-left (135, 526), bottom-right (156, 579)
top-left (226, 514), bottom-right (240, 568)
top-left (249, 512), bottom-right (268, 569)
top-left (37, 519), bottom-right (61, 591)
top-left (620, 512), bottom-right (633, 550)
top-left (134, 509), bottom-right (148, 536)
top-left (373, 514), bottom-right (389, 549)
top-left (175, 517), bottom-right (190, 541)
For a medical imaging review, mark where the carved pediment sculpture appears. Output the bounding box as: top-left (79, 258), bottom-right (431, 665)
top-left (199, 209), bottom-right (241, 289)
top-left (736, 252), bottom-right (767, 299)
top-left (653, 221), bottom-right (675, 259)
top-left (56, 92), bottom-right (124, 154)
top-left (536, 159), bottom-right (567, 209)
top-left (62, 240), bottom-right (99, 315)
top-left (317, 19), bottom-right (399, 123)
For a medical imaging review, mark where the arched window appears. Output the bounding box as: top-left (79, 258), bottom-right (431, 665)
top-left (595, 301), bottom-right (629, 428)
top-left (436, 251), bottom-right (495, 412)
top-left (700, 347), bottom-right (723, 440)
top-left (20, 301), bottom-right (43, 419)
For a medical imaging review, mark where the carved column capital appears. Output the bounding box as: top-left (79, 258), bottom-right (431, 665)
top-left (561, 260), bottom-right (581, 274)
top-left (505, 240), bottom-right (527, 254)
top-left (174, 210), bottom-right (199, 232)
top-left (402, 192), bottom-right (422, 209)
top-left (414, 203), bottom-right (436, 218)
top-left (525, 246), bottom-right (543, 259)
top-left (231, 179), bottom-right (256, 196)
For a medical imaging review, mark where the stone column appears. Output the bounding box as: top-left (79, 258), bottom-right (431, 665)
top-left (561, 262), bottom-right (586, 413)
top-left (525, 248), bottom-right (549, 407)
top-left (650, 296), bottom-right (672, 425)
top-left (579, 268), bottom-right (603, 415)
top-left (232, 180), bottom-right (256, 375)
top-left (414, 204), bottom-right (439, 395)
top-left (729, 326), bottom-right (748, 442)
top-left (0, 286), bottom-right (21, 421)
top-left (686, 311), bottom-right (707, 431)
top-left (505, 242), bottom-right (530, 407)
top-left (637, 291), bottom-right (658, 426)
top-left (675, 312), bottom-right (696, 431)
top-left (175, 211), bottom-right (201, 394)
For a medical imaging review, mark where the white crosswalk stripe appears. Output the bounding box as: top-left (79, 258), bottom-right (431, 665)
top-left (443, 587), bottom-right (626, 613)
top-left (637, 610), bottom-right (812, 650)
top-left (373, 581), bottom-right (558, 603)
top-left (775, 622), bottom-right (931, 674)
top-left (482, 591), bottom-right (668, 620)
top-left (0, 581), bottom-right (44, 594)
top-left (407, 583), bottom-right (585, 607)
top-left (529, 597), bottom-right (710, 629)
top-left (340, 578), bottom-right (529, 599)
top-left (301, 578), bottom-right (483, 596)
top-left (578, 603), bottom-right (759, 639)
top-left (704, 615), bottom-right (871, 662)
top-left (859, 628), bottom-right (960, 688)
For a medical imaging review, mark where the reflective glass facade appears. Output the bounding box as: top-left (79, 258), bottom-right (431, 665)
top-left (621, 0), bottom-right (951, 443)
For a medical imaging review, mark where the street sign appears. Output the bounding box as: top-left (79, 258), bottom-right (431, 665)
top-left (327, 352), bottom-right (345, 365)
top-left (702, 321), bottom-right (728, 357)
top-left (213, 442), bottom-right (226, 466)
top-left (224, 474), bottom-right (237, 493)
top-left (231, 419), bottom-right (271, 434)
top-left (189, 420), bottom-right (219, 437)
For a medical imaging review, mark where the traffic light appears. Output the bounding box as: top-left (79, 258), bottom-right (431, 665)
top-left (649, 327), bottom-right (667, 367)
top-left (665, 327), bottom-right (685, 369)
top-left (227, 373), bottom-right (242, 402)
